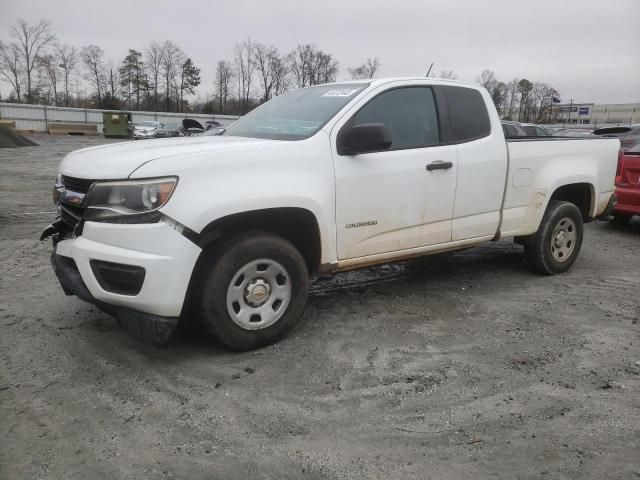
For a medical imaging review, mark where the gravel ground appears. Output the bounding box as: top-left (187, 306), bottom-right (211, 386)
top-left (1, 135), bottom-right (639, 480)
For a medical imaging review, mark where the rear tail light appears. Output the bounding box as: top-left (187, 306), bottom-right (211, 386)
top-left (615, 148), bottom-right (624, 186)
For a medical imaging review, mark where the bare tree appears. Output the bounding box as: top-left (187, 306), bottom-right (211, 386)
top-left (80, 45), bottom-right (105, 105)
top-left (271, 53), bottom-right (290, 97)
top-left (288, 44), bottom-right (314, 88)
top-left (308, 48), bottom-right (338, 85)
top-left (252, 42), bottom-right (289, 102)
top-left (214, 60), bottom-right (234, 113)
top-left (234, 39), bottom-right (255, 113)
top-left (477, 69), bottom-right (497, 91)
top-left (106, 60), bottom-right (119, 105)
top-left (0, 40), bottom-right (23, 102)
top-left (505, 78), bottom-right (520, 120)
top-left (145, 41), bottom-right (163, 111)
top-left (438, 70), bottom-right (458, 80)
top-left (37, 53), bottom-right (60, 105)
top-left (11, 19), bottom-right (55, 103)
top-left (56, 43), bottom-right (77, 106)
top-left (348, 57), bottom-right (380, 79)
top-left (160, 40), bottom-right (183, 111)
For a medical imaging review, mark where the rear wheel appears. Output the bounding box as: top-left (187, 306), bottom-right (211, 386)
top-left (199, 232), bottom-right (309, 350)
top-left (524, 200), bottom-right (584, 275)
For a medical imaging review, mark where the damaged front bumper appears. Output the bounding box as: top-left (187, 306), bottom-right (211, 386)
top-left (43, 218), bottom-right (202, 348)
top-left (50, 249), bottom-right (179, 347)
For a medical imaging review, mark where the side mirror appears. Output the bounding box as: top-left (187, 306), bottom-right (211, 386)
top-left (339, 123), bottom-right (392, 155)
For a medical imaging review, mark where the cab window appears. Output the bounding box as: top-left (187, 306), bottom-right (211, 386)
top-left (350, 87), bottom-right (440, 150)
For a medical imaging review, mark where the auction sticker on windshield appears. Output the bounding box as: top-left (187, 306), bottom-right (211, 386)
top-left (322, 89), bottom-right (360, 97)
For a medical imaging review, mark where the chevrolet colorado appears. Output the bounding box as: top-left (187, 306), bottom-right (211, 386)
top-left (42, 78), bottom-right (620, 350)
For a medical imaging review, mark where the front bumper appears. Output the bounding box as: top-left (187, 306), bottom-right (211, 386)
top-left (614, 185), bottom-right (640, 215)
top-left (49, 220), bottom-right (202, 346)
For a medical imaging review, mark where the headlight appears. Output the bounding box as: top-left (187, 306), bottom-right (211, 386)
top-left (84, 177), bottom-right (177, 223)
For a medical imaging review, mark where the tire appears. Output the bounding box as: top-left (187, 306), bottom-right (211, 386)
top-left (198, 232), bottom-right (309, 351)
top-left (524, 200), bottom-right (584, 275)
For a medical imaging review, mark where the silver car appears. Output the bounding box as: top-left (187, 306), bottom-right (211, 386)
top-left (133, 121), bottom-right (164, 140)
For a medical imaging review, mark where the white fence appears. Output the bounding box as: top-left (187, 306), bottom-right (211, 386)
top-left (0, 102), bottom-right (240, 133)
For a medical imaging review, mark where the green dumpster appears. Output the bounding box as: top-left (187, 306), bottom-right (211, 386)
top-left (102, 112), bottom-right (133, 138)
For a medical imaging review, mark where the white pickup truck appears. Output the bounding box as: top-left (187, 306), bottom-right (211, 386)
top-left (43, 78), bottom-right (620, 349)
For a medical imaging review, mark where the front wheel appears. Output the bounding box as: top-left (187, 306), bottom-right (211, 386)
top-left (199, 232), bottom-right (309, 350)
top-left (524, 200), bottom-right (584, 275)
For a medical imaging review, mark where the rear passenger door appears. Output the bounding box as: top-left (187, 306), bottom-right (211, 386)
top-left (436, 85), bottom-right (508, 241)
top-left (333, 85), bottom-right (458, 260)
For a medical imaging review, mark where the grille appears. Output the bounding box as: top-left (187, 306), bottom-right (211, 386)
top-left (58, 176), bottom-right (96, 235)
top-left (61, 175), bottom-right (95, 194)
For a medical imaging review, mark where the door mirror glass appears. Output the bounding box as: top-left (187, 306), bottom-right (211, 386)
top-left (339, 123), bottom-right (392, 155)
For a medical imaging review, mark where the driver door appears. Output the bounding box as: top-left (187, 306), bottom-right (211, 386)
top-left (333, 85), bottom-right (458, 260)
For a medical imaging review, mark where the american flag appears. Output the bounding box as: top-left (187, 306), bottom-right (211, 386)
top-left (552, 89), bottom-right (561, 103)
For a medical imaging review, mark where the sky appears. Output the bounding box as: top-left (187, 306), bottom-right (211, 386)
top-left (1, 0), bottom-right (639, 104)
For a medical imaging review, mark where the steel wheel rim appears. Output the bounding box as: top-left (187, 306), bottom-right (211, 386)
top-left (550, 217), bottom-right (577, 263)
top-left (226, 258), bottom-right (292, 330)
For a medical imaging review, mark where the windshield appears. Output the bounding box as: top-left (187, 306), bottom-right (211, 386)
top-left (224, 83), bottom-right (369, 140)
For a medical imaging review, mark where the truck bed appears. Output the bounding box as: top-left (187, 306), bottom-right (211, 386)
top-left (500, 137), bottom-right (620, 237)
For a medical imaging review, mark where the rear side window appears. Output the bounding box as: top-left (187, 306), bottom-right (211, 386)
top-left (442, 86), bottom-right (491, 143)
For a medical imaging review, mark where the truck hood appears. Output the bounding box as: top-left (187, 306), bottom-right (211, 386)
top-left (60, 136), bottom-right (277, 179)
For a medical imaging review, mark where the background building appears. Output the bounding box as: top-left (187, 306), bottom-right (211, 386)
top-left (551, 102), bottom-right (639, 127)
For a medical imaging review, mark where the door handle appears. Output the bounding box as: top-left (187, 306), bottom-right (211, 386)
top-left (426, 161), bottom-right (453, 171)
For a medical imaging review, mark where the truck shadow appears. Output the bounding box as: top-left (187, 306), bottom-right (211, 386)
top-left (169, 241), bottom-right (529, 352)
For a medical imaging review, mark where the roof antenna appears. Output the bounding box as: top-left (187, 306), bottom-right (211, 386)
top-left (425, 63), bottom-right (434, 77)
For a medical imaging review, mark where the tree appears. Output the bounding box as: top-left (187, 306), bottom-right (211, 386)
top-left (477, 69), bottom-right (497, 92)
top-left (160, 40), bottom-right (183, 111)
top-left (0, 41), bottom-right (23, 102)
top-left (505, 78), bottom-right (520, 120)
top-left (80, 45), bottom-right (105, 105)
top-left (145, 41), bottom-right (163, 111)
top-left (234, 39), bottom-right (255, 113)
top-left (119, 49), bottom-right (144, 110)
top-left (348, 57), bottom-right (380, 80)
top-left (214, 60), bottom-right (234, 113)
top-left (10, 19), bottom-right (55, 103)
top-left (438, 70), bottom-right (458, 80)
top-left (517, 79), bottom-right (533, 122)
top-left (104, 60), bottom-right (119, 108)
top-left (56, 44), bottom-right (77, 106)
top-left (288, 44), bottom-right (313, 88)
top-left (37, 53), bottom-right (60, 105)
top-left (252, 42), bottom-right (289, 102)
top-left (308, 49), bottom-right (338, 85)
top-left (490, 81), bottom-right (507, 115)
top-left (178, 57), bottom-right (200, 112)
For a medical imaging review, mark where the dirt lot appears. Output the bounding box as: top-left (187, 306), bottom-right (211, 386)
top-left (1, 135), bottom-right (639, 479)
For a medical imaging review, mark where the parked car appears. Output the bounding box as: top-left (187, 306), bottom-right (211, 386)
top-left (200, 126), bottom-right (226, 136)
top-left (593, 125), bottom-right (640, 152)
top-left (612, 145), bottom-right (640, 222)
top-left (205, 120), bottom-right (222, 130)
top-left (521, 123), bottom-right (552, 136)
top-left (133, 121), bottom-right (164, 139)
top-left (501, 121), bottom-right (527, 138)
top-left (553, 128), bottom-right (594, 137)
top-left (153, 123), bottom-right (183, 138)
top-left (43, 78), bottom-right (620, 350)
top-left (181, 118), bottom-right (205, 136)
